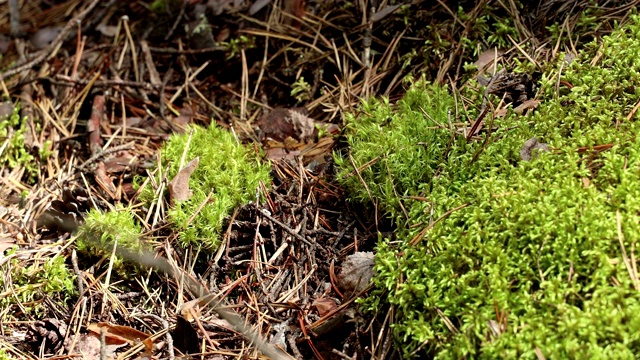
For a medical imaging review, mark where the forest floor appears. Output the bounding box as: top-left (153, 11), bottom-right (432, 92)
top-left (0, 1), bottom-right (638, 359)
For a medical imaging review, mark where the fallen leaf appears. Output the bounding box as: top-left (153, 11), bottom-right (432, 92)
top-left (71, 334), bottom-right (125, 359)
top-left (372, 4), bottom-right (401, 22)
top-left (338, 252), bottom-right (375, 294)
top-left (168, 157), bottom-right (200, 203)
top-left (256, 107), bottom-right (314, 144)
top-left (264, 147), bottom-right (301, 161)
top-left (0, 101), bottom-right (14, 119)
top-left (520, 137), bottom-right (550, 161)
top-left (513, 99), bottom-right (540, 115)
top-left (30, 26), bottom-right (62, 49)
top-left (173, 105), bottom-right (194, 129)
top-left (249, 0), bottom-right (272, 15)
top-left (312, 297), bottom-right (339, 317)
top-left (87, 322), bottom-right (151, 347)
top-left (95, 162), bottom-right (117, 199)
top-left (582, 177), bottom-right (591, 189)
top-left (474, 48), bottom-right (504, 74)
top-left (0, 237), bottom-right (16, 253)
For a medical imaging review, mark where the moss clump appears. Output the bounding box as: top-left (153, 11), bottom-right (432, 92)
top-left (335, 82), bottom-right (459, 214)
top-left (339, 14), bottom-right (640, 359)
top-left (145, 125), bottom-right (270, 250)
top-left (76, 206), bottom-right (145, 270)
top-left (0, 105), bottom-right (40, 182)
top-left (0, 253), bottom-right (75, 315)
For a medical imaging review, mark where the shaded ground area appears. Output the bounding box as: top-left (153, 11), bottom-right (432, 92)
top-left (0, 0), bottom-right (638, 359)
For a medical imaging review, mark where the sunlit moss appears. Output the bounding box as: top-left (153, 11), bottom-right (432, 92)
top-left (339, 14), bottom-right (640, 359)
top-left (0, 253), bottom-right (76, 316)
top-left (144, 125), bottom-right (271, 250)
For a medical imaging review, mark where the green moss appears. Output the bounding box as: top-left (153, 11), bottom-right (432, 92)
top-left (335, 80), bottom-right (466, 220)
top-left (144, 125), bottom-right (271, 250)
top-left (0, 252), bottom-right (76, 315)
top-left (0, 105), bottom-right (39, 182)
top-left (339, 14), bottom-right (640, 359)
top-left (76, 206), bottom-right (145, 270)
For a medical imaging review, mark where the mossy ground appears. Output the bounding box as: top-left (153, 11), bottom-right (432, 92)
top-left (0, 252), bottom-right (75, 316)
top-left (0, 105), bottom-right (47, 183)
top-left (338, 14), bottom-right (640, 359)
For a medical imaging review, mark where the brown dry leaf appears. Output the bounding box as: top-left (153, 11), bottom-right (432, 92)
top-left (0, 236), bottom-right (16, 253)
top-left (582, 177), bottom-right (591, 189)
top-left (168, 157), bottom-right (199, 203)
top-left (256, 107), bottom-right (314, 143)
top-left (474, 48), bottom-right (504, 74)
top-left (301, 136), bottom-right (335, 159)
top-left (71, 333), bottom-right (125, 359)
top-left (87, 322), bottom-right (151, 350)
top-left (103, 154), bottom-right (136, 173)
top-left (520, 137), bottom-right (550, 161)
top-left (265, 147), bottom-right (301, 161)
top-left (173, 105), bottom-right (194, 130)
top-left (249, 0), bottom-right (272, 15)
top-left (30, 26), bottom-right (62, 49)
top-left (338, 252), bottom-right (375, 294)
top-left (312, 297), bottom-right (339, 317)
top-left (95, 162), bottom-right (117, 199)
top-left (0, 101), bottom-right (14, 119)
top-left (513, 99), bottom-right (540, 115)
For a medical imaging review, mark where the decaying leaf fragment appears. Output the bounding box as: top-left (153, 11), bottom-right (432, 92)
top-left (312, 297), bottom-right (339, 317)
top-left (256, 107), bottom-right (315, 144)
top-left (71, 334), bottom-right (125, 359)
top-left (338, 251), bottom-right (375, 294)
top-left (87, 322), bottom-right (153, 356)
top-left (520, 137), bottom-right (550, 161)
top-left (168, 157), bottom-right (200, 203)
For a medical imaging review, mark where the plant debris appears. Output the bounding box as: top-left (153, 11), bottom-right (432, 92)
top-left (520, 137), bottom-right (551, 161)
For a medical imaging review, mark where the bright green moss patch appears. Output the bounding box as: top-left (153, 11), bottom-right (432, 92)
top-left (76, 206), bottom-right (145, 270)
top-left (335, 83), bottom-right (461, 216)
top-left (146, 125), bottom-right (270, 250)
top-left (0, 105), bottom-right (41, 182)
top-left (339, 14), bottom-right (640, 359)
top-left (0, 253), bottom-right (75, 315)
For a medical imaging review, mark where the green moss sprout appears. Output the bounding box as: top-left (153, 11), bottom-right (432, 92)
top-left (0, 105), bottom-right (41, 182)
top-left (76, 206), bottom-right (145, 269)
